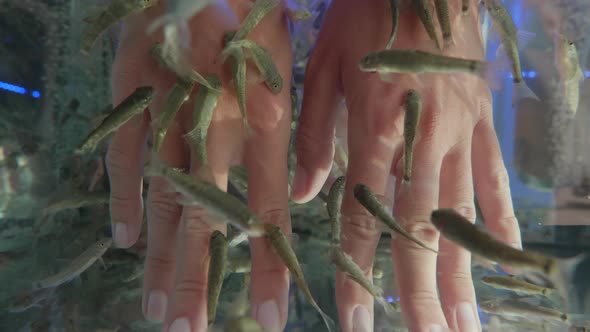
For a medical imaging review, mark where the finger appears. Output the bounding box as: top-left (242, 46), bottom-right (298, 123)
top-left (337, 93), bottom-right (403, 332)
top-left (107, 47), bottom-right (153, 249)
top-left (436, 145), bottom-right (482, 332)
top-left (163, 146), bottom-right (228, 332)
top-left (142, 100), bottom-right (191, 323)
top-left (291, 21), bottom-right (342, 203)
top-left (472, 102), bottom-right (522, 250)
top-left (244, 90), bottom-right (292, 332)
top-left (391, 101), bottom-right (447, 332)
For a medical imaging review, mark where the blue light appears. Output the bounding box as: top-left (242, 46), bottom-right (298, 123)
top-left (387, 296), bottom-right (394, 303)
top-left (585, 71), bottom-right (590, 78)
top-left (31, 90), bottom-right (41, 98)
top-left (0, 81), bottom-right (26, 95)
top-left (522, 71), bottom-right (527, 78)
top-left (528, 71), bottom-right (536, 78)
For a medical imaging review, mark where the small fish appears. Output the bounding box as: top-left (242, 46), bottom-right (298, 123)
top-left (226, 255), bottom-right (251, 273)
top-left (481, 275), bottom-right (554, 296)
top-left (327, 176), bottom-right (346, 245)
top-left (147, 0), bottom-right (215, 72)
top-left (400, 90), bottom-right (421, 199)
top-left (222, 39), bottom-right (283, 94)
top-left (385, 0), bottom-right (400, 49)
top-left (431, 209), bottom-right (585, 289)
top-left (121, 264), bottom-right (144, 283)
top-left (359, 49), bottom-right (487, 79)
top-left (153, 78), bottom-right (196, 152)
top-left (462, 0), bottom-right (469, 15)
top-left (285, 7), bottom-right (312, 23)
top-left (479, 299), bottom-right (568, 323)
top-left (231, 0), bottom-right (281, 42)
top-left (554, 34), bottom-right (583, 117)
top-left (144, 159), bottom-right (264, 237)
top-left (330, 247), bottom-right (399, 317)
top-left (184, 74), bottom-right (222, 166)
top-left (354, 184), bottom-right (438, 253)
top-left (33, 237), bottom-right (112, 289)
top-left (224, 34), bottom-right (250, 132)
top-left (150, 42), bottom-right (218, 91)
top-left (483, 0), bottom-right (532, 85)
top-left (41, 191), bottom-right (110, 217)
top-left (223, 317), bottom-right (264, 332)
top-left (434, 0), bottom-right (453, 49)
top-left (207, 231), bottom-right (228, 324)
top-left (75, 87), bottom-right (155, 155)
top-left (81, 0), bottom-right (158, 55)
top-left (263, 224), bottom-right (336, 332)
top-left (411, 0), bottom-right (442, 50)
top-left (7, 288), bottom-right (56, 313)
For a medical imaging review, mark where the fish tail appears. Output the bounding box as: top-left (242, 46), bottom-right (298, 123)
top-left (550, 253), bottom-right (588, 309)
top-left (146, 14), bottom-right (176, 35)
top-left (511, 80), bottom-right (539, 107)
top-left (246, 223), bottom-right (265, 238)
top-left (143, 151), bottom-right (166, 177)
top-left (316, 305), bottom-right (336, 332)
top-left (399, 177), bottom-right (415, 208)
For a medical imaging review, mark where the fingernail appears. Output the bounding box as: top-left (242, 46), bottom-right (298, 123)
top-left (456, 302), bottom-right (478, 332)
top-left (114, 222), bottom-right (128, 248)
top-left (292, 165), bottom-right (307, 198)
top-left (145, 290), bottom-right (167, 322)
top-left (429, 325), bottom-right (443, 332)
top-left (511, 242), bottom-right (522, 250)
top-left (168, 317), bottom-right (191, 332)
top-left (352, 305), bottom-right (371, 332)
top-left (255, 299), bottom-right (280, 332)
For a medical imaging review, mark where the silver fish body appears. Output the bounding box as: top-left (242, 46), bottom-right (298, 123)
top-left (33, 237), bottom-right (112, 289)
top-left (153, 78), bottom-right (196, 152)
top-left (207, 230), bottom-right (228, 324)
top-left (75, 87), bottom-right (154, 155)
top-left (359, 49), bottom-right (486, 77)
top-left (231, 0), bottom-right (281, 41)
top-left (184, 74), bottom-right (222, 166)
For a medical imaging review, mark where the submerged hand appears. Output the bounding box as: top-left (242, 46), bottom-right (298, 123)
top-left (108, 1), bottom-right (293, 331)
top-left (292, 0), bottom-right (521, 331)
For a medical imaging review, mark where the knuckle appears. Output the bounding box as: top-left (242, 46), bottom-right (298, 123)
top-left (342, 213), bottom-right (380, 243)
top-left (258, 207), bottom-right (289, 227)
top-left (174, 278), bottom-right (208, 295)
top-left (295, 122), bottom-right (334, 158)
top-left (182, 209), bottom-right (215, 235)
top-left (485, 167), bottom-right (511, 195)
top-left (407, 290), bottom-right (440, 308)
top-left (148, 192), bottom-right (181, 225)
top-left (454, 206), bottom-right (477, 223)
top-left (248, 103), bottom-right (287, 133)
top-left (110, 194), bottom-right (139, 222)
top-left (399, 216), bottom-right (440, 248)
top-left (494, 215), bottom-right (519, 231)
top-left (106, 145), bottom-right (135, 177)
top-left (447, 271), bottom-right (473, 285)
top-left (145, 253), bottom-right (175, 273)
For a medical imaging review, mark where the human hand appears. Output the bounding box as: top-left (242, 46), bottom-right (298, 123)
top-left (107, 1), bottom-right (293, 331)
top-left (292, 0), bottom-right (522, 331)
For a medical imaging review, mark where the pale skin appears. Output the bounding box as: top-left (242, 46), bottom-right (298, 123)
top-left (108, 0), bottom-right (521, 332)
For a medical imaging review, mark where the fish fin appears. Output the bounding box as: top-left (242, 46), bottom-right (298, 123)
top-left (516, 30), bottom-right (536, 49)
top-left (398, 178), bottom-right (415, 209)
top-left (146, 14), bottom-right (176, 35)
top-left (317, 308), bottom-right (337, 332)
top-left (143, 151), bottom-right (166, 177)
top-left (175, 193), bottom-right (199, 206)
top-left (512, 80), bottom-right (539, 107)
top-left (82, 5), bottom-right (107, 24)
top-left (285, 8), bottom-right (313, 23)
top-left (443, 36), bottom-right (456, 51)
